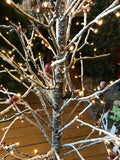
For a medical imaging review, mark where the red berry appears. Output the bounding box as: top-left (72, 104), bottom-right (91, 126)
top-left (12, 95), bottom-right (18, 101)
top-left (100, 81), bottom-right (107, 88)
top-left (97, 85), bottom-right (103, 91)
top-left (8, 98), bottom-right (14, 104)
top-left (0, 87), bottom-right (3, 90)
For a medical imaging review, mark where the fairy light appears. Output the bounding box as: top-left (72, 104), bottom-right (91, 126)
top-left (16, 93), bottom-right (21, 98)
top-left (104, 139), bottom-right (109, 145)
top-left (34, 149), bottom-right (38, 154)
top-left (94, 48), bottom-right (97, 51)
top-left (42, 1), bottom-right (48, 8)
top-left (16, 142), bottom-right (20, 146)
top-left (109, 80), bottom-right (114, 84)
top-left (76, 21), bottom-right (80, 25)
top-left (20, 76), bottom-right (23, 80)
top-left (69, 44), bottom-right (75, 52)
top-left (116, 11), bottom-right (120, 17)
top-left (2, 50), bottom-right (6, 53)
top-left (6, 0), bottom-right (11, 4)
top-left (5, 17), bottom-right (9, 21)
top-left (8, 50), bottom-right (12, 55)
top-left (92, 100), bottom-right (95, 104)
top-left (100, 100), bottom-right (104, 104)
top-left (10, 150), bottom-right (14, 155)
top-left (75, 75), bottom-right (78, 79)
top-left (72, 65), bottom-right (75, 69)
top-left (107, 149), bottom-right (111, 154)
top-left (91, 42), bottom-right (94, 45)
top-left (93, 28), bottom-right (98, 34)
top-left (97, 19), bottom-right (103, 25)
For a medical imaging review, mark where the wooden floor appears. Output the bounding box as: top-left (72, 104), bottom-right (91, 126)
top-left (0, 91), bottom-right (107, 160)
top-left (0, 73), bottom-right (107, 160)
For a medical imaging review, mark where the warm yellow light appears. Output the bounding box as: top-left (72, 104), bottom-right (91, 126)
top-left (10, 150), bottom-right (14, 155)
top-left (104, 139), bottom-right (109, 144)
top-left (116, 11), bottom-right (120, 17)
top-left (42, 2), bottom-right (48, 8)
top-left (100, 100), bottom-right (104, 104)
top-left (76, 21), bottom-right (80, 25)
top-left (36, 8), bottom-right (40, 13)
top-left (6, 0), bottom-right (11, 4)
top-left (2, 50), bottom-right (6, 53)
top-left (16, 93), bottom-right (21, 98)
top-left (109, 80), bottom-right (113, 84)
top-left (16, 142), bottom-right (20, 146)
top-left (69, 44), bottom-right (75, 51)
top-left (97, 19), bottom-right (103, 25)
top-left (93, 28), bottom-right (98, 34)
top-left (75, 75), bottom-right (78, 79)
top-left (5, 17), bottom-right (9, 21)
top-left (94, 48), bottom-right (97, 51)
top-left (72, 65), bottom-right (75, 69)
top-left (92, 100), bottom-right (95, 104)
top-left (91, 42), bottom-right (94, 45)
top-left (115, 140), bottom-right (120, 146)
top-left (34, 149), bottom-right (38, 154)
top-left (107, 149), bottom-right (111, 154)
top-left (8, 50), bottom-right (12, 55)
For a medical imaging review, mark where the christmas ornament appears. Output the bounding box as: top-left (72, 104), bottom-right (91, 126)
top-left (97, 81), bottom-right (107, 90)
top-left (41, 39), bottom-right (49, 47)
top-left (44, 63), bottom-right (51, 73)
top-left (17, 27), bottom-right (27, 34)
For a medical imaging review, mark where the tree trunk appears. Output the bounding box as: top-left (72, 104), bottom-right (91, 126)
top-left (52, 0), bottom-right (67, 159)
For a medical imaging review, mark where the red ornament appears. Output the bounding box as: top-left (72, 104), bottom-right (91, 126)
top-left (8, 98), bottom-right (14, 104)
top-left (45, 63), bottom-right (51, 73)
top-left (97, 85), bottom-right (103, 91)
top-left (12, 95), bottom-right (19, 101)
top-left (108, 152), bottom-right (117, 159)
top-left (17, 27), bottom-right (27, 34)
top-left (0, 86), bottom-right (3, 90)
top-left (41, 39), bottom-right (49, 47)
top-left (100, 81), bottom-right (107, 88)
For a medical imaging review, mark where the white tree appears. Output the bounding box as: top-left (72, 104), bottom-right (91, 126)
top-left (0, 0), bottom-right (120, 159)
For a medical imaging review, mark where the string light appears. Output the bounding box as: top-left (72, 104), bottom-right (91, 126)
top-left (91, 42), bottom-right (94, 45)
top-left (94, 48), bottom-right (97, 51)
top-left (109, 81), bottom-right (114, 84)
top-left (6, 0), bottom-right (11, 4)
top-left (97, 19), bottom-right (103, 25)
top-left (34, 149), bottom-right (38, 154)
top-left (69, 44), bottom-right (75, 52)
top-left (72, 65), bottom-right (75, 69)
top-left (92, 100), bottom-right (95, 104)
top-left (10, 150), bottom-right (14, 155)
top-left (93, 28), bottom-right (98, 34)
top-left (5, 17), bottom-right (9, 21)
top-left (116, 11), bottom-right (120, 17)
top-left (42, 1), bottom-right (48, 8)
top-left (1, 50), bottom-right (6, 53)
top-left (76, 21), bottom-right (80, 25)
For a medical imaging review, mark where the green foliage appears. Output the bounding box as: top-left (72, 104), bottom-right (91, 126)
top-left (110, 106), bottom-right (120, 121)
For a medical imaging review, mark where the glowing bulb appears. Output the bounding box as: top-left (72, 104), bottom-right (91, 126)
top-left (6, 0), bottom-right (11, 4)
top-left (94, 48), bottom-right (97, 51)
top-left (42, 2), bottom-right (48, 8)
top-left (76, 21), bottom-right (80, 25)
top-left (107, 149), bottom-right (111, 154)
top-left (92, 100), bottom-right (95, 104)
top-left (93, 28), bottom-right (98, 34)
top-left (2, 50), bottom-right (6, 53)
top-left (69, 44), bottom-right (75, 52)
top-left (8, 50), bottom-right (12, 55)
top-left (116, 12), bottom-right (120, 17)
top-left (16, 93), bottom-right (21, 98)
top-left (104, 139), bottom-right (109, 144)
top-left (34, 149), bottom-right (38, 154)
top-left (100, 100), bottom-right (104, 104)
top-left (109, 81), bottom-right (113, 84)
top-left (75, 75), bottom-right (78, 78)
top-left (5, 17), bottom-right (9, 21)
top-left (16, 142), bottom-right (20, 146)
top-left (97, 19), bottom-right (103, 25)
top-left (91, 42), bottom-right (94, 45)
top-left (72, 65), bottom-right (75, 69)
top-left (10, 150), bottom-right (14, 155)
